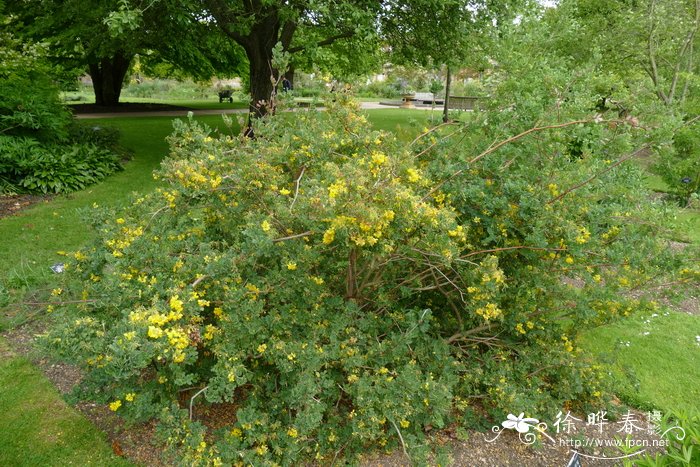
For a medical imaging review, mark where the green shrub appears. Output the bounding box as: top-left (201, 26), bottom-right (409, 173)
top-left (68, 122), bottom-right (122, 151)
top-left (653, 122), bottom-right (700, 205)
top-left (0, 74), bottom-right (73, 142)
top-left (0, 136), bottom-right (121, 193)
top-left (45, 91), bottom-right (698, 464)
top-left (0, 37), bottom-right (123, 194)
top-left (355, 80), bottom-right (403, 98)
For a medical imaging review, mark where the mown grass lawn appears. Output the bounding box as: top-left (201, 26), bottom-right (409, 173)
top-left (579, 310), bottom-right (700, 413)
top-left (0, 108), bottom-right (698, 464)
top-left (0, 338), bottom-right (133, 467)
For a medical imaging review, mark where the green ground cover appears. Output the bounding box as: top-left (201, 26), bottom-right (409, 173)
top-left (0, 338), bottom-right (132, 467)
top-left (579, 310), bottom-right (700, 413)
top-left (0, 108), bottom-right (697, 464)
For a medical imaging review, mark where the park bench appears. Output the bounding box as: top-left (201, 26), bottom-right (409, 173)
top-left (412, 92), bottom-right (442, 104)
top-left (218, 89), bottom-right (234, 103)
top-left (400, 92), bottom-right (443, 108)
top-left (447, 96), bottom-right (479, 110)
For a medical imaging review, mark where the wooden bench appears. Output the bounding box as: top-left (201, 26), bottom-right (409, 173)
top-left (218, 90), bottom-right (233, 103)
top-left (447, 96), bottom-right (479, 110)
top-left (413, 92), bottom-right (440, 104)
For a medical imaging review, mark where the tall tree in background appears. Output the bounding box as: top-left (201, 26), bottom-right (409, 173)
top-left (381, 0), bottom-right (523, 121)
top-left (202, 0), bottom-right (382, 117)
top-left (8, 0), bottom-right (245, 106)
top-left (548, 0), bottom-right (700, 106)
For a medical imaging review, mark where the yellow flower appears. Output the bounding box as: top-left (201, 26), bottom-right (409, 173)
top-left (286, 261), bottom-right (297, 271)
top-left (311, 276), bottom-right (324, 285)
top-left (287, 428), bottom-right (298, 438)
top-left (257, 343), bottom-right (267, 353)
top-left (347, 374), bottom-right (359, 383)
top-left (565, 256), bottom-right (574, 264)
top-left (147, 326), bottom-right (163, 339)
top-left (125, 393), bottom-right (135, 402)
top-left (169, 295), bottom-right (184, 313)
top-left (231, 427), bottom-right (242, 438)
top-left (51, 288), bottom-right (62, 297)
top-left (406, 167), bottom-right (421, 183)
top-left (261, 220), bottom-right (271, 232)
top-left (109, 400), bottom-right (122, 411)
top-left (400, 419), bottom-right (410, 428)
top-left (279, 188), bottom-right (291, 196)
top-left (328, 180), bottom-right (347, 199)
top-left (323, 228), bottom-right (335, 245)
top-left (116, 218), bottom-right (125, 224)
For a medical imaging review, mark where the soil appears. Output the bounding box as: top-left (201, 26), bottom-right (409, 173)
top-left (0, 194), bottom-right (53, 219)
top-left (69, 102), bottom-right (194, 114)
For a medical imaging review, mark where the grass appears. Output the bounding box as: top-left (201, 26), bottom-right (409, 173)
top-left (579, 309), bottom-right (700, 413)
top-left (0, 338), bottom-right (133, 467)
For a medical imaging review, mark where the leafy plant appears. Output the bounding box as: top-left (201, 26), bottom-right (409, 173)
top-left (623, 411), bottom-right (700, 466)
top-left (0, 29), bottom-right (123, 195)
top-left (653, 122), bottom-right (700, 206)
top-left (44, 86), bottom-right (698, 464)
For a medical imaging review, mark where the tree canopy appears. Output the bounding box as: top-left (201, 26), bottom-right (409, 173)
top-left (7, 0), bottom-right (246, 105)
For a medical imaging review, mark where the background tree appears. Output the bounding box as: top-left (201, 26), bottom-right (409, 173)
top-left (8, 0), bottom-right (245, 106)
top-left (202, 0), bottom-right (382, 117)
top-left (547, 0), bottom-right (700, 107)
top-left (381, 0), bottom-right (523, 122)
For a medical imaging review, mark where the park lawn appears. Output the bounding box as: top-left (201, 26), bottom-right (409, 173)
top-left (579, 309), bottom-right (700, 413)
top-left (0, 337), bottom-right (133, 467)
top-left (672, 208), bottom-right (700, 243)
top-left (580, 169), bottom-right (700, 413)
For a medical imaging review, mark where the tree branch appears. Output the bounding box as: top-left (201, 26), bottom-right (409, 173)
top-left (287, 30), bottom-right (355, 54)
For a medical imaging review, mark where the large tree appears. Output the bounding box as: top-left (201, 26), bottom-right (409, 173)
top-left (201, 0), bottom-right (383, 117)
top-left (547, 0), bottom-right (700, 106)
top-left (8, 0), bottom-right (245, 106)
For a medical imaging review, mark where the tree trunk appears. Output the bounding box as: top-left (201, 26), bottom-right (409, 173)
top-left (247, 45), bottom-right (276, 118)
top-left (88, 51), bottom-right (132, 106)
top-left (443, 66), bottom-right (452, 123)
top-left (287, 63), bottom-right (296, 90)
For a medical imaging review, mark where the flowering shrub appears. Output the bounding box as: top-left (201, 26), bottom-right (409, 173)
top-left (47, 94), bottom-right (697, 464)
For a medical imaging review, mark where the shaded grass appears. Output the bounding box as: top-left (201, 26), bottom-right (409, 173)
top-left (0, 337), bottom-right (133, 467)
top-left (579, 310), bottom-right (700, 413)
top-left (671, 209), bottom-right (700, 243)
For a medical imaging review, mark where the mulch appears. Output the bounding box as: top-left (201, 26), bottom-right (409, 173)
top-left (0, 194), bottom-right (53, 220)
